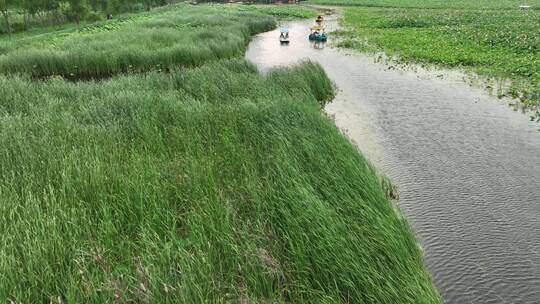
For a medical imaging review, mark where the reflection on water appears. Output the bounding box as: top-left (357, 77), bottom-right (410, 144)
top-left (246, 17), bottom-right (540, 304)
top-left (311, 41), bottom-right (326, 50)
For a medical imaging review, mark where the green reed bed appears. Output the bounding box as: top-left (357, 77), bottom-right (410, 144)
top-left (0, 4), bottom-right (277, 79)
top-left (0, 59), bottom-right (439, 303)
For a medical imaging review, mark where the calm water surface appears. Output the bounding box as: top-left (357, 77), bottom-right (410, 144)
top-left (245, 17), bottom-right (540, 304)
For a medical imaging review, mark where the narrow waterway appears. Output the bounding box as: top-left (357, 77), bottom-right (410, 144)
top-left (245, 17), bottom-right (540, 304)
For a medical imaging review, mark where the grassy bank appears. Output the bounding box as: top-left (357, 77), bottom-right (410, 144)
top-left (0, 3), bottom-right (439, 303)
top-left (322, 1), bottom-right (540, 118)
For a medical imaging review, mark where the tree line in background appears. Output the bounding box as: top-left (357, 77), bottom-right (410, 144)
top-left (0, 0), bottom-right (178, 34)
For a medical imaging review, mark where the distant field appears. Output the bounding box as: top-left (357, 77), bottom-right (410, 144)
top-left (308, 0), bottom-right (540, 9)
top-left (0, 4), bottom-right (439, 303)
top-left (332, 4), bottom-right (539, 113)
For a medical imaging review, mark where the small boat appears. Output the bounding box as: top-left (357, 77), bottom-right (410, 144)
top-left (308, 25), bottom-right (327, 42)
top-left (280, 27), bottom-right (290, 44)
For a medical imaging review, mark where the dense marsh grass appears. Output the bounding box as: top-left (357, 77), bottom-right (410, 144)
top-left (0, 4), bottom-right (279, 78)
top-left (335, 6), bottom-right (540, 114)
top-left (0, 59), bottom-right (439, 303)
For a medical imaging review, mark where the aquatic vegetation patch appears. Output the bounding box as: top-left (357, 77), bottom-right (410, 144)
top-left (336, 6), bottom-right (540, 117)
top-left (307, 0), bottom-right (540, 9)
